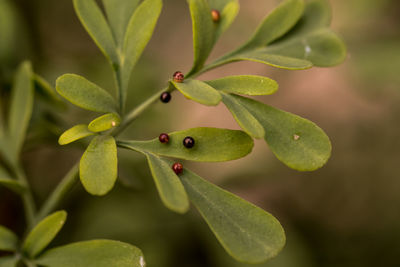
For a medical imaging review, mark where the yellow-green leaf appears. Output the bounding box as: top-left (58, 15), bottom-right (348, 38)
top-left (80, 136), bottom-right (118, 196)
top-left (0, 225), bottom-right (18, 252)
top-left (56, 74), bottom-right (117, 113)
top-left (73, 0), bottom-right (119, 66)
top-left (88, 113), bottom-right (120, 133)
top-left (118, 127), bottom-right (253, 162)
top-left (22, 211), bottom-right (67, 258)
top-left (58, 124), bottom-right (95, 145)
top-left (170, 79), bottom-right (222, 106)
top-left (146, 153), bottom-right (189, 214)
top-left (207, 75), bottom-right (278, 95)
top-left (180, 169), bottom-right (285, 263)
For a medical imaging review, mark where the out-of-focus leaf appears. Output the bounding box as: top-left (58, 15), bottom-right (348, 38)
top-left (58, 124), bottom-right (95, 145)
top-left (0, 256), bottom-right (18, 267)
top-left (221, 94), bottom-right (264, 139)
top-left (118, 127), bottom-right (253, 162)
top-left (233, 95), bottom-right (331, 171)
top-left (188, 0), bottom-right (215, 74)
top-left (56, 74), bottom-right (117, 113)
top-left (8, 61), bottom-right (34, 160)
top-left (206, 75), bottom-right (278, 95)
top-left (73, 0), bottom-right (119, 66)
top-left (120, 0), bottom-right (162, 110)
top-left (180, 169), bottom-right (286, 263)
top-left (0, 165), bottom-right (25, 193)
top-left (0, 0), bottom-right (17, 62)
top-left (0, 225), bottom-right (18, 252)
top-left (35, 240), bottom-right (145, 267)
top-left (22, 211), bottom-right (67, 258)
top-left (145, 153), bottom-right (189, 213)
top-left (88, 113), bottom-right (120, 133)
top-left (170, 79), bottom-right (222, 106)
top-left (80, 136), bottom-right (118, 196)
top-left (102, 0), bottom-right (140, 46)
top-left (34, 74), bottom-right (65, 108)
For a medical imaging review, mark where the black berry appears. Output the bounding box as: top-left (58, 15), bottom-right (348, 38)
top-left (211, 9), bottom-right (220, 22)
top-left (173, 71), bottom-right (184, 83)
top-left (172, 162), bottom-right (183, 175)
top-left (160, 92), bottom-right (171, 103)
top-left (159, 133), bottom-right (169, 143)
top-left (183, 136), bottom-right (195, 148)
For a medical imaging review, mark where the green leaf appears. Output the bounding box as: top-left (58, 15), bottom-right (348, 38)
top-left (170, 79), bottom-right (222, 106)
top-left (120, 0), bottom-right (162, 110)
top-left (58, 124), bottom-right (95, 145)
top-left (0, 165), bottom-right (26, 193)
top-left (0, 256), bottom-right (18, 267)
top-left (206, 75), bottom-right (278, 95)
top-left (145, 153), bottom-right (189, 213)
top-left (180, 169), bottom-right (285, 263)
top-left (56, 74), bottom-right (117, 113)
top-left (88, 113), bottom-right (121, 133)
top-left (221, 94), bottom-right (264, 139)
top-left (8, 61), bottom-right (34, 160)
top-left (73, 0), bottom-right (119, 66)
top-left (233, 95), bottom-right (331, 171)
top-left (0, 225), bottom-right (18, 252)
top-left (241, 0), bottom-right (304, 50)
top-left (188, 0), bottom-right (215, 74)
top-left (0, 0), bottom-right (17, 62)
top-left (80, 136), bottom-right (118, 196)
top-left (35, 240), bottom-right (145, 267)
top-left (34, 74), bottom-right (65, 108)
top-left (22, 211), bottom-right (67, 258)
top-left (102, 0), bottom-right (141, 46)
top-left (209, 0), bottom-right (239, 40)
top-left (118, 127), bottom-right (253, 162)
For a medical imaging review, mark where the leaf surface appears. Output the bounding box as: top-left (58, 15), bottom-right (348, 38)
top-left (0, 256), bottom-right (18, 267)
top-left (207, 75), bottom-right (278, 95)
top-left (171, 79), bottom-right (222, 106)
top-left (88, 113), bottom-right (120, 133)
top-left (58, 124), bottom-right (95, 145)
top-left (0, 225), bottom-right (18, 252)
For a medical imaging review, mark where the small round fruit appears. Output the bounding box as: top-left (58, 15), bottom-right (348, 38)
top-left (183, 136), bottom-right (195, 148)
top-left (172, 162), bottom-right (183, 175)
top-left (160, 92), bottom-right (171, 103)
top-left (159, 133), bottom-right (170, 143)
top-left (211, 9), bottom-right (220, 22)
top-left (173, 71), bottom-right (184, 83)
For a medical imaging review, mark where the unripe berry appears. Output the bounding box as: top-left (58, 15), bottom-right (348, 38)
top-left (159, 133), bottom-right (170, 143)
top-left (172, 162), bottom-right (183, 175)
top-left (173, 71), bottom-right (184, 83)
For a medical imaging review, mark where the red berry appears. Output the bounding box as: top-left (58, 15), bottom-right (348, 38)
top-left (183, 136), bottom-right (195, 148)
top-left (160, 92), bottom-right (171, 103)
top-left (172, 162), bottom-right (183, 175)
top-left (159, 133), bottom-right (170, 143)
top-left (173, 71), bottom-right (184, 83)
top-left (211, 9), bottom-right (220, 22)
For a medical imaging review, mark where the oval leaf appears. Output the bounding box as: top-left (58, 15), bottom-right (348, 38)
top-left (171, 79), bottom-right (222, 106)
top-left (58, 124), bottom-right (95, 145)
top-left (221, 94), bottom-right (264, 139)
top-left (80, 136), bottom-right (118, 196)
top-left (102, 0), bottom-right (140, 46)
top-left (180, 169), bottom-right (285, 263)
top-left (207, 75), bottom-right (278, 95)
top-left (146, 153), bottom-right (189, 214)
top-left (35, 240), bottom-right (145, 267)
top-left (121, 0), bottom-right (162, 110)
top-left (118, 127), bottom-right (253, 162)
top-left (56, 74), bottom-right (117, 113)
top-left (8, 61), bottom-right (34, 160)
top-left (88, 113), bottom-right (121, 133)
top-left (73, 0), bottom-right (119, 65)
top-left (0, 225), bottom-right (18, 252)
top-left (188, 0), bottom-right (215, 74)
top-left (233, 95), bottom-right (331, 171)
top-left (22, 211), bottom-right (67, 258)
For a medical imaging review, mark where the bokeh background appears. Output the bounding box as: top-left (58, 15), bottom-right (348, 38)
top-left (1, 0), bottom-right (400, 266)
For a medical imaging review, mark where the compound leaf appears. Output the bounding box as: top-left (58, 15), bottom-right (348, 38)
top-left (58, 124), bottom-right (95, 145)
top-left (146, 153), bottom-right (189, 214)
top-left (118, 127), bottom-right (253, 162)
top-left (22, 211), bottom-right (67, 258)
top-left (88, 113), bottom-right (120, 133)
top-left (56, 74), bottom-right (117, 113)
top-left (170, 79), bottom-right (222, 106)
top-left (0, 225), bottom-right (18, 252)
top-left (35, 240), bottom-right (145, 267)
top-left (80, 136), bottom-right (118, 196)
top-left (180, 169), bottom-right (285, 263)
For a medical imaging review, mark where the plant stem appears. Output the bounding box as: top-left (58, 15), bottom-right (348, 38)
top-left (14, 165), bottom-right (36, 229)
top-left (35, 163), bottom-right (79, 222)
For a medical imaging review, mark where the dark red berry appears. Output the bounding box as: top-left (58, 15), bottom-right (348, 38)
top-left (160, 92), bottom-right (171, 103)
top-left (172, 162), bottom-right (183, 175)
top-left (173, 71), bottom-right (184, 83)
top-left (159, 133), bottom-right (169, 143)
top-left (211, 9), bottom-right (220, 22)
top-left (183, 136), bottom-right (195, 148)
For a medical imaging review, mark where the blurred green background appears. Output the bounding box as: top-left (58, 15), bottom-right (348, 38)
top-left (1, 0), bottom-right (400, 266)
